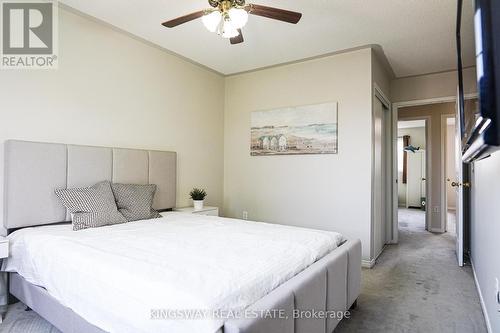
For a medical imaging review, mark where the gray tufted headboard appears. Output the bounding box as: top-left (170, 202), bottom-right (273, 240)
top-left (2, 140), bottom-right (176, 231)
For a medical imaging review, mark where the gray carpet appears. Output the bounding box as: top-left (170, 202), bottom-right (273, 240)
top-left (335, 208), bottom-right (487, 333)
top-left (0, 209), bottom-right (487, 333)
top-left (0, 303), bottom-right (60, 333)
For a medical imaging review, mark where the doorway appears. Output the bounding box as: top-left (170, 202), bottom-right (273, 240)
top-left (397, 120), bottom-right (428, 231)
top-left (391, 97), bottom-right (477, 266)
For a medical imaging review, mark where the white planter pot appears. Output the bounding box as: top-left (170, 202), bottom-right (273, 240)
top-left (193, 200), bottom-right (204, 211)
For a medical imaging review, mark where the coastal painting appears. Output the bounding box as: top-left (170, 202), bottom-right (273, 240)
top-left (251, 102), bottom-right (338, 156)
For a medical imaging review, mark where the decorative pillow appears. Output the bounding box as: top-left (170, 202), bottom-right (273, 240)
top-left (111, 183), bottom-right (162, 222)
top-left (55, 181), bottom-right (127, 231)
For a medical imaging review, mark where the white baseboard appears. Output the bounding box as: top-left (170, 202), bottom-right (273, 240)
top-left (429, 227), bottom-right (444, 233)
top-left (362, 259), bottom-right (375, 268)
top-left (471, 260), bottom-right (493, 333)
top-left (363, 244), bottom-right (389, 269)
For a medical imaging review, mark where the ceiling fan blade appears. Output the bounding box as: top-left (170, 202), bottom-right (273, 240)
top-left (162, 10), bottom-right (205, 28)
top-left (245, 4), bottom-right (302, 24)
top-left (230, 29), bottom-right (244, 45)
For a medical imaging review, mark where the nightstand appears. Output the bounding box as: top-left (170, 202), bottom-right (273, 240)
top-left (174, 206), bottom-right (219, 216)
top-left (0, 238), bottom-right (8, 323)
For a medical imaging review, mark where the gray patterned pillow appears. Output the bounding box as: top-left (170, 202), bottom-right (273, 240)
top-left (55, 181), bottom-right (127, 231)
top-left (111, 183), bottom-right (162, 222)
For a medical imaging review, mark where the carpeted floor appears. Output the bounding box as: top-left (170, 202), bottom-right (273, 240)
top-left (335, 208), bottom-right (486, 333)
top-left (0, 209), bottom-right (487, 333)
top-left (0, 302), bottom-right (60, 333)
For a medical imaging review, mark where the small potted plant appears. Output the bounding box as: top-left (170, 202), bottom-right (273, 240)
top-left (190, 188), bottom-right (207, 211)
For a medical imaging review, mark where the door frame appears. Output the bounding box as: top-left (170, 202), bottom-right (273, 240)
top-left (396, 115), bottom-right (431, 233)
top-left (391, 94), bottom-right (478, 243)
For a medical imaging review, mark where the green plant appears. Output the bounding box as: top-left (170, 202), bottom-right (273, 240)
top-left (190, 188), bottom-right (207, 201)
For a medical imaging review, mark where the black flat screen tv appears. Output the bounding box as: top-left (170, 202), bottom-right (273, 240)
top-left (458, 0), bottom-right (500, 162)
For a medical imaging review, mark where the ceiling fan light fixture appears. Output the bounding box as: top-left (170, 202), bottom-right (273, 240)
top-left (162, 1), bottom-right (302, 45)
top-left (202, 10), bottom-right (222, 32)
top-left (228, 7), bottom-right (248, 29)
top-left (219, 19), bottom-right (239, 38)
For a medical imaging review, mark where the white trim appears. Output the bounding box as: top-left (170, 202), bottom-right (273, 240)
top-left (363, 244), bottom-right (388, 269)
top-left (471, 260), bottom-right (493, 333)
top-left (374, 83), bottom-right (391, 109)
top-left (394, 93), bottom-right (478, 108)
top-left (362, 259), bottom-right (376, 269)
top-left (392, 100), bottom-right (399, 243)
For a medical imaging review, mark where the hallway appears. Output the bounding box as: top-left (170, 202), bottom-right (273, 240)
top-left (336, 209), bottom-right (486, 332)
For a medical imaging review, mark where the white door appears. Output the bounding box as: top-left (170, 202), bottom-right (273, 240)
top-left (406, 151), bottom-right (425, 208)
top-left (420, 152), bottom-right (426, 201)
top-left (455, 115), bottom-right (464, 266)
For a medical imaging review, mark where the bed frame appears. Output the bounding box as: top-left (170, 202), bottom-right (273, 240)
top-left (2, 140), bottom-right (361, 333)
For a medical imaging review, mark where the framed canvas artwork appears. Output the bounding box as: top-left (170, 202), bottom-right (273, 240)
top-left (251, 102), bottom-right (338, 156)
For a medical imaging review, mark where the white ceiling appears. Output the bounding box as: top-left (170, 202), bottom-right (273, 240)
top-left (59, 0), bottom-right (476, 77)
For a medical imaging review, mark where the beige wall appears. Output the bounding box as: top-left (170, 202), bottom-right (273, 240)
top-left (391, 67), bottom-right (477, 102)
top-left (0, 7), bottom-right (225, 226)
top-left (398, 127), bottom-right (427, 149)
top-left (398, 103), bottom-right (455, 231)
top-left (224, 48), bottom-right (374, 261)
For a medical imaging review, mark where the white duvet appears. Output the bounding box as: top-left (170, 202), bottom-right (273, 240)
top-left (3, 212), bottom-right (343, 333)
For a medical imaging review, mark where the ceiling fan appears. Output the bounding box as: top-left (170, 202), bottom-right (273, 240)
top-left (162, 0), bottom-right (302, 45)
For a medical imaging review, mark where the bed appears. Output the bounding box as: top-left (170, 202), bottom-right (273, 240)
top-left (1, 140), bottom-right (361, 333)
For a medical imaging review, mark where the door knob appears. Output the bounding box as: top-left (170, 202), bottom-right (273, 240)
top-left (451, 181), bottom-right (471, 188)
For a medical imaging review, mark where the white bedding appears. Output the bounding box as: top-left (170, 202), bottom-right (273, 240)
top-left (3, 212), bottom-right (343, 333)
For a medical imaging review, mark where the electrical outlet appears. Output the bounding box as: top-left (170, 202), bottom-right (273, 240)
top-left (433, 206), bottom-right (440, 213)
top-left (242, 211), bottom-right (248, 220)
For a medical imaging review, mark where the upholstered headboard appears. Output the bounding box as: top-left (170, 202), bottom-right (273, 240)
top-left (3, 140), bottom-right (176, 230)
